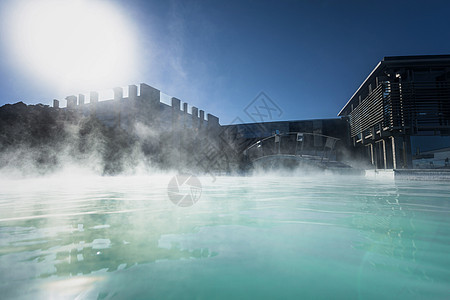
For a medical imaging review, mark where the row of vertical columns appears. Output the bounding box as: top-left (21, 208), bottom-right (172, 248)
top-left (367, 136), bottom-right (413, 169)
top-left (64, 92), bottom-right (99, 108)
top-left (64, 85), bottom-right (137, 108)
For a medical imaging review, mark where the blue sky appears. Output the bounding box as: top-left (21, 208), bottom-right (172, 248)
top-left (1, 0), bottom-right (450, 124)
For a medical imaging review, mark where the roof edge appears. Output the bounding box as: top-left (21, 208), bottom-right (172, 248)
top-left (338, 61), bottom-right (382, 116)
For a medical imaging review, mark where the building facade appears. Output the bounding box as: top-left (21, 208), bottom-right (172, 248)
top-left (220, 118), bottom-right (353, 170)
top-left (60, 83), bottom-right (220, 133)
top-left (338, 55), bottom-right (450, 169)
top-left (56, 83), bottom-right (223, 172)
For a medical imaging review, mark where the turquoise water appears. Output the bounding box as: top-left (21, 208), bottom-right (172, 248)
top-left (0, 174), bottom-right (449, 299)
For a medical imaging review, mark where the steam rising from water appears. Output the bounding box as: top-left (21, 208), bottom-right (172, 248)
top-left (0, 113), bottom-right (177, 178)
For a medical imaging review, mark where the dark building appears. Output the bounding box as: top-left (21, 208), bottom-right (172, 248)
top-left (221, 119), bottom-right (350, 151)
top-left (63, 83), bottom-right (220, 133)
top-left (338, 55), bottom-right (450, 169)
top-left (220, 118), bottom-right (353, 170)
top-left (58, 83), bottom-right (223, 172)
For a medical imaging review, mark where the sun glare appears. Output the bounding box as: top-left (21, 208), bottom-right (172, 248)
top-left (3, 0), bottom-right (139, 93)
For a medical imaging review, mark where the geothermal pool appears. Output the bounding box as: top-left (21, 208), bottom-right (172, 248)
top-left (0, 174), bottom-right (449, 299)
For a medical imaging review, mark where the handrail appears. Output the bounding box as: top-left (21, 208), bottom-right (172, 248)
top-left (244, 132), bottom-right (340, 154)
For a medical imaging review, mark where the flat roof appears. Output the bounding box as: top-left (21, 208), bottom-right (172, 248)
top-left (383, 54), bottom-right (450, 61)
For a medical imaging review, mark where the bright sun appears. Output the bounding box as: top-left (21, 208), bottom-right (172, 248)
top-left (4, 0), bottom-right (139, 93)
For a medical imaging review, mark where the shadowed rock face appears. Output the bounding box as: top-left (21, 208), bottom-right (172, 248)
top-left (0, 102), bottom-right (138, 175)
top-left (0, 102), bottom-right (225, 176)
top-left (0, 102), bottom-right (64, 173)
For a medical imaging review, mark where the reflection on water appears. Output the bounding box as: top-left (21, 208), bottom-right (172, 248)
top-left (0, 175), bottom-right (449, 299)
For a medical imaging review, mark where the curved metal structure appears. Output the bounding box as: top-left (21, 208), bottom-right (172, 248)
top-left (243, 132), bottom-right (360, 173)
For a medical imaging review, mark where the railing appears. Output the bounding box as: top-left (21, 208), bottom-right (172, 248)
top-left (243, 132), bottom-right (340, 163)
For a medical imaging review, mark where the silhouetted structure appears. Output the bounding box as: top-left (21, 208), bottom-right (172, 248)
top-left (3, 55), bottom-right (450, 175)
top-left (60, 83), bottom-right (219, 133)
top-left (338, 55), bottom-right (450, 169)
top-left (56, 83), bottom-right (222, 173)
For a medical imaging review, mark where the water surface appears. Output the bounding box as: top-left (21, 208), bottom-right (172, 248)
top-left (0, 174), bottom-right (449, 299)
